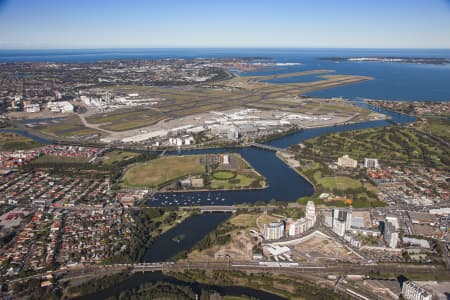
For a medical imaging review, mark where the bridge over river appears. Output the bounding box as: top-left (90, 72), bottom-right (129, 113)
top-left (248, 142), bottom-right (283, 152)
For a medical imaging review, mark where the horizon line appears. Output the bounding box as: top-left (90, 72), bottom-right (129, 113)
top-left (1, 46), bottom-right (450, 51)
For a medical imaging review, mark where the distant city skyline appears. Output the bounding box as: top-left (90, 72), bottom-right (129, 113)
top-left (1, 0), bottom-right (450, 49)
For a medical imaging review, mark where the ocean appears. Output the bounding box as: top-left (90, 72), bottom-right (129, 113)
top-left (1, 48), bottom-right (449, 101)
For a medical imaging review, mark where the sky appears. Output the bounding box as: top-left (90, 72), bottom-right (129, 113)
top-left (1, 0), bottom-right (450, 49)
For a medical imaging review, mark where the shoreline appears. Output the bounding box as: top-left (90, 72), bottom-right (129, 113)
top-left (275, 151), bottom-right (317, 194)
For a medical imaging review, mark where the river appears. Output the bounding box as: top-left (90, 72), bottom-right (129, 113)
top-left (142, 213), bottom-right (231, 262)
top-left (1, 101), bottom-right (415, 207)
top-left (148, 99), bottom-right (416, 206)
top-left (2, 91), bottom-right (418, 299)
top-left (77, 271), bottom-right (287, 300)
top-left (84, 100), bottom-right (416, 299)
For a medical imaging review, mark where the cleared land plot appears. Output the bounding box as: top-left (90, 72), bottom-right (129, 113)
top-left (0, 133), bottom-right (43, 151)
top-left (229, 213), bottom-right (258, 228)
top-left (256, 214), bottom-right (280, 232)
top-left (122, 155), bottom-right (205, 187)
top-left (291, 233), bottom-right (359, 262)
top-left (188, 214), bottom-right (260, 261)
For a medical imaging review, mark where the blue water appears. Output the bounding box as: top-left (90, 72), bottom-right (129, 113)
top-left (148, 101), bottom-right (415, 207)
top-left (79, 271), bottom-right (287, 300)
top-left (150, 146), bottom-right (315, 206)
top-left (142, 213), bottom-right (231, 262)
top-left (263, 73), bottom-right (328, 84)
top-left (1, 48), bottom-right (450, 101)
top-left (0, 129), bottom-right (51, 145)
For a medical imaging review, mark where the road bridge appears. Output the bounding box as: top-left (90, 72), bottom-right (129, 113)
top-left (180, 205), bottom-right (237, 213)
top-left (248, 142), bottom-right (283, 152)
top-left (159, 149), bottom-right (168, 157)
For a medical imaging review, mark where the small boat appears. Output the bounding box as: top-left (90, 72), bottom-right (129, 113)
top-left (172, 234), bottom-right (186, 243)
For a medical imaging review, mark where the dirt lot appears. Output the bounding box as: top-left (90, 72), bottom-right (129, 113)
top-left (290, 233), bottom-right (360, 262)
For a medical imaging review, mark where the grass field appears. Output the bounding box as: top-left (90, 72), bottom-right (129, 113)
top-left (37, 115), bottom-right (104, 138)
top-left (101, 150), bottom-right (140, 166)
top-left (212, 170), bottom-right (236, 180)
top-left (313, 172), bottom-right (362, 190)
top-left (209, 174), bottom-right (256, 189)
top-left (122, 155), bottom-right (206, 187)
top-left (294, 156), bottom-right (383, 208)
top-left (207, 154), bottom-right (265, 190)
top-left (229, 213), bottom-right (258, 228)
top-left (0, 133), bottom-right (43, 151)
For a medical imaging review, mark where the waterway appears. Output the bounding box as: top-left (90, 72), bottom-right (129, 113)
top-left (0, 48), bottom-right (435, 298)
top-left (2, 48), bottom-right (449, 100)
top-left (77, 271), bottom-right (287, 300)
top-left (148, 100), bottom-right (416, 207)
top-left (142, 213), bottom-right (231, 262)
top-left (0, 129), bottom-right (51, 145)
top-left (1, 100), bottom-right (415, 207)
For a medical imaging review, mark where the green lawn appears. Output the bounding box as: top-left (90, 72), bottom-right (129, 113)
top-left (212, 170), bottom-right (236, 180)
top-left (207, 154), bottom-right (264, 189)
top-left (122, 155), bottom-right (205, 187)
top-left (313, 171), bottom-right (362, 190)
top-left (209, 174), bottom-right (256, 189)
top-left (38, 115), bottom-right (104, 138)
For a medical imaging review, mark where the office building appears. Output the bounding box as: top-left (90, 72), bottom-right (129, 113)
top-left (332, 207), bottom-right (352, 237)
top-left (337, 155), bottom-right (358, 168)
top-left (364, 158), bottom-right (380, 169)
top-left (47, 101), bottom-right (74, 113)
top-left (384, 217), bottom-right (399, 248)
top-left (402, 281), bottom-right (432, 300)
top-left (264, 221), bottom-right (285, 240)
top-left (305, 200), bottom-right (316, 225)
top-left (287, 218), bottom-right (308, 237)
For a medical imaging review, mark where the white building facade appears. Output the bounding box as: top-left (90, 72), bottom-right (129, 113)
top-left (364, 158), bottom-right (380, 169)
top-left (402, 281), bottom-right (432, 300)
top-left (332, 208), bottom-right (352, 237)
top-left (264, 222), bottom-right (285, 240)
top-left (337, 155), bottom-right (358, 168)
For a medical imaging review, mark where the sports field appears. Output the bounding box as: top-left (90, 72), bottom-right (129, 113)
top-left (122, 155), bottom-right (205, 187)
